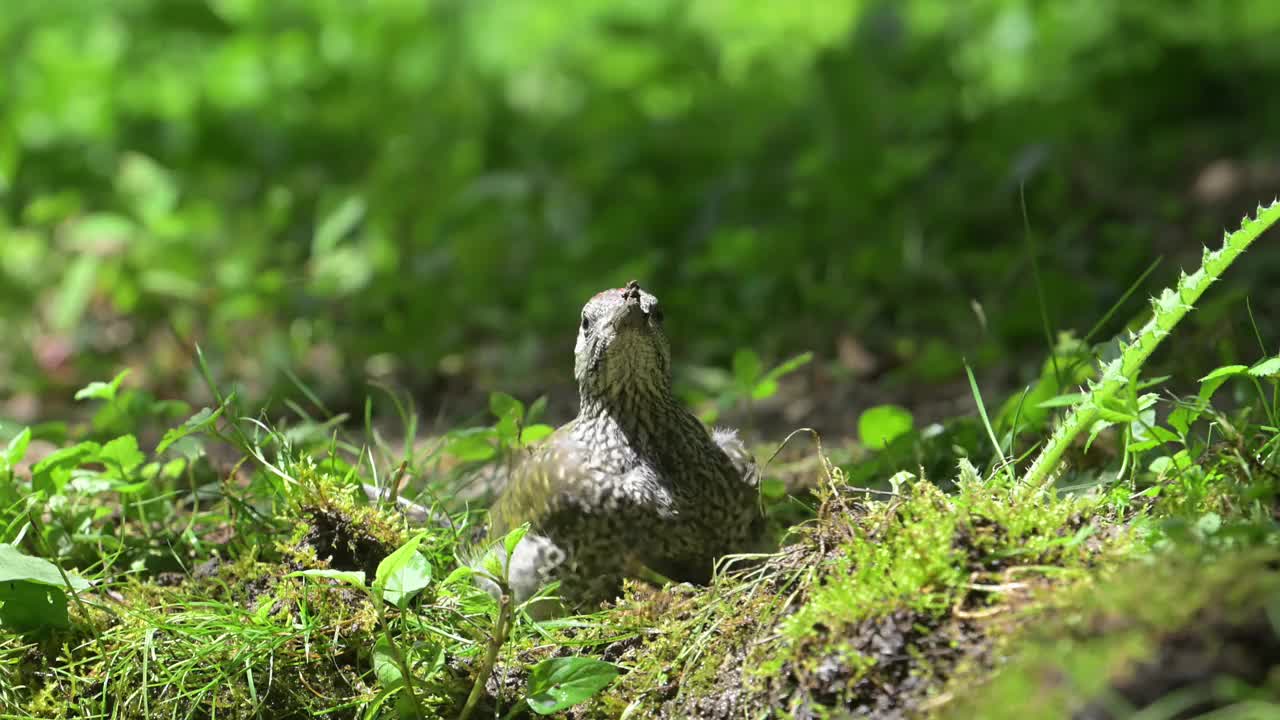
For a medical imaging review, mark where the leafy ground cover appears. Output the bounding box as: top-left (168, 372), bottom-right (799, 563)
top-left (2, 207), bottom-right (1279, 718)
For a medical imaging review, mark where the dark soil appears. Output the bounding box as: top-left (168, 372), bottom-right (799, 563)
top-left (300, 504), bottom-right (396, 579)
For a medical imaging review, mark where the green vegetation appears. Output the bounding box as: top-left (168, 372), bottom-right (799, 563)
top-left (4, 1), bottom-right (1280, 717)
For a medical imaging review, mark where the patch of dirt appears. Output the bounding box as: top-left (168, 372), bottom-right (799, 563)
top-left (299, 505), bottom-right (395, 578)
top-left (772, 610), bottom-right (993, 720)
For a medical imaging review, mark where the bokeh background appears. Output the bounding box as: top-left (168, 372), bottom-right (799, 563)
top-left (3, 0), bottom-right (1279, 436)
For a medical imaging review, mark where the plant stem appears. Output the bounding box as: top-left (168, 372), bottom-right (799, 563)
top-left (376, 600), bottom-right (427, 719)
top-left (459, 580), bottom-right (514, 720)
top-left (1021, 201), bottom-right (1280, 493)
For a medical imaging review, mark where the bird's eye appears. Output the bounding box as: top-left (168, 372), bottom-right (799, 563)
top-left (581, 315), bottom-right (590, 331)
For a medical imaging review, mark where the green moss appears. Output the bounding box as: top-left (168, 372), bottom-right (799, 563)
top-left (558, 465), bottom-right (1129, 719)
top-left (945, 547), bottom-right (1280, 719)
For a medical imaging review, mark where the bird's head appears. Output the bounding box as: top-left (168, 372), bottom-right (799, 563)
top-left (574, 280), bottom-right (670, 400)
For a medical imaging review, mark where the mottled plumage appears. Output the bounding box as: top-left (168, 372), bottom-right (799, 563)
top-left (479, 281), bottom-right (764, 615)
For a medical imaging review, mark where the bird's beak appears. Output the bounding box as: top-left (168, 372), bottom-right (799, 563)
top-left (614, 297), bottom-right (647, 332)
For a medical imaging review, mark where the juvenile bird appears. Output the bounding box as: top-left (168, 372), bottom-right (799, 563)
top-left (479, 281), bottom-right (765, 615)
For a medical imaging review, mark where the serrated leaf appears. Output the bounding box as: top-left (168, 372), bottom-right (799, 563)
top-left (157, 405), bottom-right (224, 454)
top-left (1166, 403), bottom-right (1205, 437)
top-left (526, 657), bottom-right (620, 714)
top-left (1199, 364), bottom-right (1248, 402)
top-left (100, 435), bottom-right (144, 477)
top-left (74, 370), bottom-right (131, 402)
top-left (1084, 418), bottom-right (1114, 453)
top-left (1199, 365), bottom-right (1249, 383)
top-left (31, 441), bottom-right (100, 493)
top-left (1096, 409), bottom-right (1135, 426)
top-left (1248, 357), bottom-right (1280, 378)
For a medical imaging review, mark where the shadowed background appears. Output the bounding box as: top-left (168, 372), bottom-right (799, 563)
top-left (2, 0), bottom-right (1278, 437)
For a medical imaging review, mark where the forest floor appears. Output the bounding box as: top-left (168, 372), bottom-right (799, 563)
top-left (6, 207), bottom-right (1280, 717)
top-left (4, 355), bottom-right (1279, 720)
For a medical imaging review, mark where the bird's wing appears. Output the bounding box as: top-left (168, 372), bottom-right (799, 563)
top-left (485, 421), bottom-right (586, 537)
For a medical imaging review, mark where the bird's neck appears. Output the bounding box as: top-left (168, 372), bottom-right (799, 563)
top-left (576, 382), bottom-right (688, 453)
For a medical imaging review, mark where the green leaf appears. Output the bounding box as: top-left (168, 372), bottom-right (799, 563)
top-left (750, 379), bottom-right (779, 401)
top-left (31, 441), bottom-right (100, 493)
top-left (441, 565), bottom-right (473, 586)
top-left (4, 427), bottom-right (31, 468)
top-left (1198, 364), bottom-right (1248, 402)
top-left (1127, 422), bottom-right (1178, 454)
top-left (751, 352), bottom-right (814, 400)
top-left (1199, 364), bottom-right (1249, 382)
top-left (444, 428), bottom-right (497, 462)
top-left (288, 569), bottom-right (367, 588)
top-left (0, 544), bottom-right (86, 631)
top-left (1037, 392), bottom-right (1085, 409)
top-left (373, 635), bottom-right (404, 691)
top-left (313, 194), bottom-right (366, 254)
top-left (53, 254), bottom-right (100, 332)
top-left (489, 392), bottom-right (524, 423)
top-left (1248, 357), bottom-right (1280, 378)
top-left (527, 396), bottom-right (549, 424)
top-left (1084, 417), bottom-right (1114, 453)
top-left (100, 435), bottom-right (145, 478)
top-left (374, 532), bottom-right (432, 609)
top-left (520, 424), bottom-right (555, 446)
top-left (1135, 375), bottom-right (1172, 390)
top-left (74, 370), bottom-right (131, 402)
top-left (1196, 512), bottom-right (1221, 536)
top-left (760, 351), bottom-right (814, 385)
top-left (760, 476), bottom-right (787, 500)
top-left (157, 405), bottom-right (224, 454)
top-left (503, 524), bottom-right (531, 560)
top-left (732, 348), bottom-right (762, 388)
top-left (857, 405), bottom-right (914, 448)
top-left (381, 552), bottom-right (432, 610)
top-left (0, 582), bottom-right (70, 632)
top-left (0, 544), bottom-right (91, 591)
top-left (495, 415), bottom-right (520, 446)
top-left (117, 152), bottom-right (178, 225)
top-left (526, 657), bottom-right (620, 714)
top-left (1166, 402), bottom-right (1206, 437)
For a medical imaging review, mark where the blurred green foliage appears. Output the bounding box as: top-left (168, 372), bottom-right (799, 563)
top-left (2, 0), bottom-right (1279, 415)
